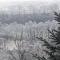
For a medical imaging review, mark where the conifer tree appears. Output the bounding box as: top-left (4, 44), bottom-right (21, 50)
top-left (36, 12), bottom-right (60, 60)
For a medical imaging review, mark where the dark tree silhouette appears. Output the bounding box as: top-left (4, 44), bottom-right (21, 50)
top-left (36, 12), bottom-right (60, 60)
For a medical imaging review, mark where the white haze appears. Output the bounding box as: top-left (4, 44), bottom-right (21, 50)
top-left (0, 0), bottom-right (59, 8)
top-left (0, 0), bottom-right (60, 14)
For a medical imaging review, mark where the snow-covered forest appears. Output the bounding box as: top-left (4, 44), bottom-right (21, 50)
top-left (0, 0), bottom-right (60, 60)
top-left (0, 20), bottom-right (59, 60)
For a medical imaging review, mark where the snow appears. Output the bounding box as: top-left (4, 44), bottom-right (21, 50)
top-left (0, 20), bottom-right (58, 60)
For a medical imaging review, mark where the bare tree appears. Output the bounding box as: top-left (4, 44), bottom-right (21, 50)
top-left (7, 31), bottom-right (26, 60)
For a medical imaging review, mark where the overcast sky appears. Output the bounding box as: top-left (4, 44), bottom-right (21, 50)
top-left (0, 0), bottom-right (60, 14)
top-left (0, 0), bottom-right (59, 8)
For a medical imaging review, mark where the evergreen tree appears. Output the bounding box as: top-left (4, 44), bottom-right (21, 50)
top-left (36, 12), bottom-right (60, 60)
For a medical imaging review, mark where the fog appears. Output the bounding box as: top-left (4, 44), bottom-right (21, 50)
top-left (0, 0), bottom-right (60, 60)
